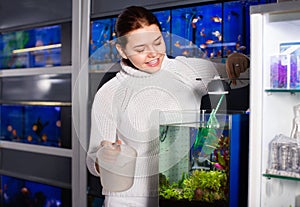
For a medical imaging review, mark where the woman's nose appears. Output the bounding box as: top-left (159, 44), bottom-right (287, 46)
top-left (146, 47), bottom-right (157, 57)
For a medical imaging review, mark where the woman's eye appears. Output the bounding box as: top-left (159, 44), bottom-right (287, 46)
top-left (154, 41), bottom-right (161, 46)
top-left (135, 48), bottom-right (145, 53)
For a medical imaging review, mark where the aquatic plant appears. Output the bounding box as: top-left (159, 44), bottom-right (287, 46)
top-left (159, 169), bottom-right (227, 203)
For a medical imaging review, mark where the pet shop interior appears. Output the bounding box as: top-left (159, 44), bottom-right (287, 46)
top-left (1, 0), bottom-right (300, 206)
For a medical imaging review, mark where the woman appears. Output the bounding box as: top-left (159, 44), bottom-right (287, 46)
top-left (86, 6), bottom-right (249, 207)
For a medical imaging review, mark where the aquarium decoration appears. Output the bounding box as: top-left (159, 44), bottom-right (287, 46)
top-left (270, 42), bottom-right (300, 89)
top-left (266, 104), bottom-right (300, 178)
top-left (193, 94), bottom-right (224, 163)
top-left (266, 134), bottom-right (300, 178)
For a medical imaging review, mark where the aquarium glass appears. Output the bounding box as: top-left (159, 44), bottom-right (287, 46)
top-left (0, 175), bottom-right (62, 206)
top-left (0, 25), bottom-right (61, 69)
top-left (0, 105), bottom-right (63, 147)
top-left (158, 110), bottom-right (249, 206)
top-left (89, 18), bottom-right (119, 70)
top-left (88, 0), bottom-right (277, 66)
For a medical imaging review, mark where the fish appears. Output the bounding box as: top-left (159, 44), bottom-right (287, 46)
top-left (237, 45), bottom-right (246, 51)
top-left (182, 50), bottom-right (190, 55)
top-left (174, 41), bottom-right (181, 48)
top-left (167, 15), bottom-right (171, 23)
top-left (205, 39), bottom-right (214, 44)
top-left (200, 44), bottom-right (207, 49)
top-left (211, 16), bottom-right (222, 23)
top-left (212, 30), bottom-right (221, 37)
top-left (200, 28), bottom-right (206, 37)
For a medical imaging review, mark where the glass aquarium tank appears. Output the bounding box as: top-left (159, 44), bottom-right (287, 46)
top-left (0, 175), bottom-right (70, 207)
top-left (88, 0), bottom-right (277, 70)
top-left (159, 110), bottom-right (249, 207)
top-left (0, 25), bottom-right (61, 69)
top-left (0, 104), bottom-right (71, 148)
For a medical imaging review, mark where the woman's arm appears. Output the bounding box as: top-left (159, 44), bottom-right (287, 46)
top-left (86, 86), bottom-right (118, 177)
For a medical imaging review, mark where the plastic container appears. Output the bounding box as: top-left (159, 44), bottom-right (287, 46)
top-left (97, 144), bottom-right (137, 192)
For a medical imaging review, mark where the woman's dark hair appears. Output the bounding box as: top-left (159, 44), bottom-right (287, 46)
top-left (115, 6), bottom-right (162, 47)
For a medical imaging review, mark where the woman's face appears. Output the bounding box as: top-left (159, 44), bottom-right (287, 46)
top-left (117, 24), bottom-right (166, 74)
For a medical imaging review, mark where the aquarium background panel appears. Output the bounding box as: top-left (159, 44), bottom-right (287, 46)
top-left (0, 105), bottom-right (23, 141)
top-left (0, 25), bottom-right (61, 69)
top-left (1, 175), bottom-right (62, 206)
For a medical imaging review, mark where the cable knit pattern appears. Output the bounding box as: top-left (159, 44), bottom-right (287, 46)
top-left (86, 55), bottom-right (246, 197)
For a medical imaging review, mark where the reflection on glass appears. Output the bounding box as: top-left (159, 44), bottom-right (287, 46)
top-left (0, 105), bottom-right (64, 148)
top-left (0, 25), bottom-right (61, 69)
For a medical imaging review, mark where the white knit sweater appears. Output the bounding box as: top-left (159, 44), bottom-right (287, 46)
top-left (86, 55), bottom-right (249, 197)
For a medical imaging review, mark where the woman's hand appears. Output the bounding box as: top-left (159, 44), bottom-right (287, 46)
top-left (226, 52), bottom-right (250, 85)
top-left (99, 140), bottom-right (122, 163)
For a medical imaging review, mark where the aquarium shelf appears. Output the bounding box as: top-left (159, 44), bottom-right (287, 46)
top-left (263, 173), bottom-right (300, 182)
top-left (265, 89), bottom-right (300, 94)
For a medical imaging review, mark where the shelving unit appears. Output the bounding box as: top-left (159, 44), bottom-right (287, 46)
top-left (249, 2), bottom-right (300, 207)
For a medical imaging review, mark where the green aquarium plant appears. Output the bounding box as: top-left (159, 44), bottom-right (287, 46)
top-left (159, 169), bottom-right (228, 203)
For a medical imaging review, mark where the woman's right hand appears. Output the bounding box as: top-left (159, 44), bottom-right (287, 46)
top-left (98, 140), bottom-right (122, 163)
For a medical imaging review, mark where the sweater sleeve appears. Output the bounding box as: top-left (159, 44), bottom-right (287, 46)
top-left (86, 82), bottom-right (118, 177)
top-left (175, 56), bottom-right (249, 89)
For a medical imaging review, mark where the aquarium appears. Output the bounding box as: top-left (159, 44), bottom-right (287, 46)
top-left (88, 1), bottom-right (277, 67)
top-left (0, 175), bottom-right (70, 207)
top-left (0, 104), bottom-right (71, 148)
top-left (159, 110), bottom-right (249, 207)
top-left (0, 25), bottom-right (61, 69)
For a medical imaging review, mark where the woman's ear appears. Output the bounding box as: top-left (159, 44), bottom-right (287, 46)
top-left (116, 44), bottom-right (128, 59)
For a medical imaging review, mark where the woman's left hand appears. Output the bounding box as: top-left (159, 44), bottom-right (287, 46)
top-left (226, 52), bottom-right (250, 85)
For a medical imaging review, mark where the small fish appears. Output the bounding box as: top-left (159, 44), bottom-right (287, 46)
top-left (200, 44), bottom-right (207, 49)
top-left (213, 163), bottom-right (224, 170)
top-left (167, 15), bottom-right (171, 23)
top-left (206, 39), bottom-right (214, 44)
top-left (230, 10), bottom-right (239, 16)
top-left (211, 16), bottom-right (222, 23)
top-left (237, 45), bottom-right (246, 51)
top-left (182, 50), bottom-right (190, 55)
top-left (200, 28), bottom-right (206, 37)
top-left (174, 41), bottom-right (181, 48)
top-left (212, 30), bottom-right (221, 37)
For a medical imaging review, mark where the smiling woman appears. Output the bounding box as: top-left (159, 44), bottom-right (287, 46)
top-left (86, 5), bottom-right (249, 207)
top-left (116, 25), bottom-right (166, 73)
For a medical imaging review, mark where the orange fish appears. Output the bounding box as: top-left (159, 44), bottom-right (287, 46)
top-left (174, 41), bottom-right (181, 48)
top-left (206, 39), bottom-right (214, 44)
